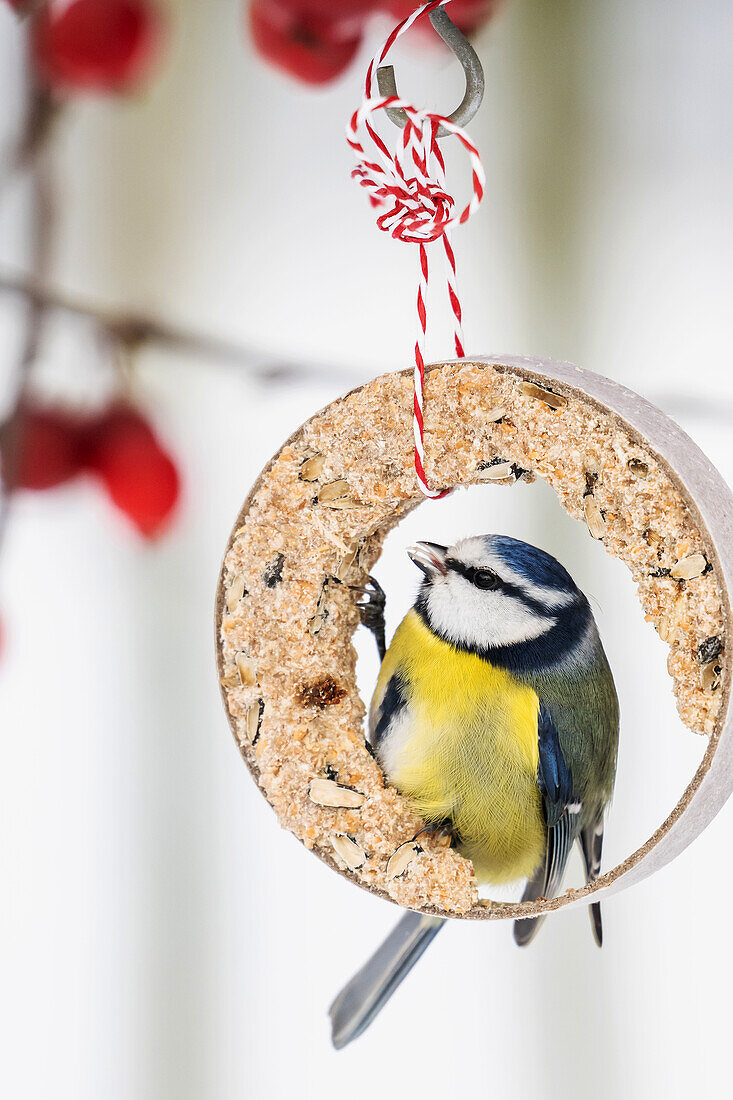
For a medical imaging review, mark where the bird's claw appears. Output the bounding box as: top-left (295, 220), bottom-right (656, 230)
top-left (412, 822), bottom-right (455, 849)
top-left (351, 575), bottom-right (387, 662)
top-left (354, 576), bottom-right (385, 621)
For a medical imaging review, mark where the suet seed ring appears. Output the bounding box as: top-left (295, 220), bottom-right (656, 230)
top-left (215, 356), bottom-right (732, 920)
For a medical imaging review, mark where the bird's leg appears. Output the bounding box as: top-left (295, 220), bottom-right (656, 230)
top-left (352, 575), bottom-right (387, 662)
top-left (412, 820), bottom-right (455, 849)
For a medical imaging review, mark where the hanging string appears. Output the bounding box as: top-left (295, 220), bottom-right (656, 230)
top-left (346, 0), bottom-right (485, 498)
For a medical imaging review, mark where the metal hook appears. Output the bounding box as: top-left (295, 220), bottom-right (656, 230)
top-left (376, 8), bottom-right (485, 138)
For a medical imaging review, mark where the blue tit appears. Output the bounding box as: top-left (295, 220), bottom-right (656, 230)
top-left (330, 534), bottom-right (619, 1049)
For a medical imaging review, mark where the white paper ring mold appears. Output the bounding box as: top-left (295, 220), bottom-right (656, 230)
top-left (216, 357), bottom-right (731, 920)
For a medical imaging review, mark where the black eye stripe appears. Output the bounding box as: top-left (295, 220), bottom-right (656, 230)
top-left (444, 557), bottom-right (558, 616)
top-left (445, 558), bottom-right (502, 589)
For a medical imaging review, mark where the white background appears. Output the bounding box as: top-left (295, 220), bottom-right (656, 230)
top-left (1, 2), bottom-right (733, 1098)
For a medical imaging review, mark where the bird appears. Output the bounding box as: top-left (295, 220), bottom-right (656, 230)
top-left (329, 534), bottom-right (619, 1049)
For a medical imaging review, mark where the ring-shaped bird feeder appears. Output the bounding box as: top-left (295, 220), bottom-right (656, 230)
top-left (216, 356), bottom-right (731, 920)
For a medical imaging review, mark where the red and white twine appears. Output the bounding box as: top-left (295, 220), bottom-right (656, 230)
top-left (346, 0), bottom-right (485, 498)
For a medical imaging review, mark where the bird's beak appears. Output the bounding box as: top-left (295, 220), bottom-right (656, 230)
top-left (407, 542), bottom-right (448, 577)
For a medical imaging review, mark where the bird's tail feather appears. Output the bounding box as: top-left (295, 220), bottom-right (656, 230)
top-left (580, 821), bottom-right (605, 947)
top-left (588, 900), bottom-right (603, 946)
top-left (515, 825), bottom-right (606, 948)
top-left (513, 861), bottom-right (547, 947)
top-left (329, 911), bottom-right (444, 1049)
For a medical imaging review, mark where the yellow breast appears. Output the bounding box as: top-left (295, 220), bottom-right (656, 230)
top-left (371, 610), bottom-right (546, 885)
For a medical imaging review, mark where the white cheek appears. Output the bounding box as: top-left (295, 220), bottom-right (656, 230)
top-left (426, 576), bottom-right (554, 648)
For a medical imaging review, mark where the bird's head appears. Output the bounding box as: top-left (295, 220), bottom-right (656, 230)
top-left (408, 535), bottom-right (589, 653)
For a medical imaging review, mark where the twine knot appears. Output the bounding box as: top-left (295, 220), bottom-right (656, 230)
top-left (374, 170), bottom-right (455, 245)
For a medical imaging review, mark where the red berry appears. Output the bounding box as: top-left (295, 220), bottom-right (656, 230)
top-left (32, 0), bottom-right (163, 92)
top-left (84, 404), bottom-right (180, 539)
top-left (1, 404), bottom-right (85, 491)
top-left (249, 0), bottom-right (363, 85)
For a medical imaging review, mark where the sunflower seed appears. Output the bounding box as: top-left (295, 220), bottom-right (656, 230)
top-left (476, 461), bottom-right (514, 482)
top-left (235, 653), bottom-right (257, 687)
top-left (226, 572), bottom-right (247, 612)
top-left (300, 454), bottom-right (326, 482)
top-left (514, 465), bottom-right (536, 483)
top-left (307, 582), bottom-right (329, 635)
top-left (335, 543), bottom-right (360, 581)
top-left (318, 480), bottom-right (350, 503)
top-left (386, 840), bottom-right (422, 879)
top-left (701, 662), bottom-right (722, 693)
top-left (671, 553), bottom-right (707, 581)
top-left (657, 614), bottom-right (672, 643)
top-left (485, 407), bottom-right (506, 423)
top-left (627, 458), bottom-right (649, 479)
top-left (321, 498), bottom-right (365, 510)
top-left (319, 499), bottom-right (365, 510)
top-left (262, 553), bottom-right (285, 588)
top-left (242, 699), bottom-right (264, 745)
top-left (584, 494), bottom-right (606, 540)
top-left (307, 613), bottom-right (325, 636)
top-left (645, 528), bottom-right (663, 546)
top-left (308, 777), bottom-right (365, 809)
top-left (331, 834), bottom-right (366, 869)
top-left (698, 636), bottom-right (723, 665)
top-left (518, 381), bottom-right (568, 410)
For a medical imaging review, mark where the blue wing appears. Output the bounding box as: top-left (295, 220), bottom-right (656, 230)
top-left (515, 705), bottom-right (582, 946)
top-left (536, 704), bottom-right (582, 897)
top-left (537, 704), bottom-right (574, 826)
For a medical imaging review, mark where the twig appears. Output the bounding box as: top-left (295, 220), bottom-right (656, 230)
top-left (13, 84), bottom-right (60, 173)
top-left (1, 46), bottom-right (60, 193)
top-left (0, 62), bottom-right (55, 549)
top-left (9, 0), bottom-right (47, 18)
top-left (0, 268), bottom-right (367, 384)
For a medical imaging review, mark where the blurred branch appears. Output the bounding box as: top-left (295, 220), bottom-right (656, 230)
top-left (0, 268), bottom-right (363, 384)
top-left (12, 84), bottom-right (61, 173)
top-left (5, 267), bottom-right (731, 419)
top-left (10, 1), bottom-right (47, 18)
top-left (0, 64), bottom-right (55, 547)
top-left (0, 46), bottom-right (61, 207)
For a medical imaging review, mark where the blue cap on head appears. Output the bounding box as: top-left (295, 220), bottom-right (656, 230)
top-left (486, 535), bottom-right (579, 595)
